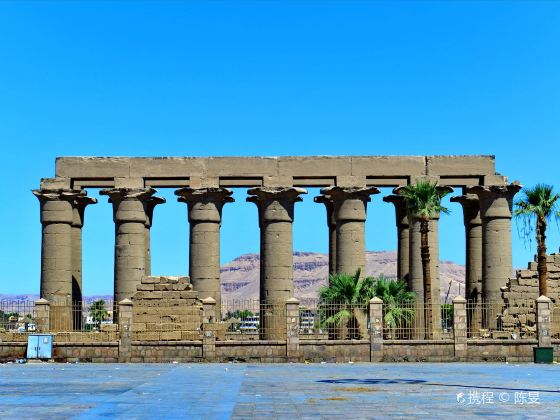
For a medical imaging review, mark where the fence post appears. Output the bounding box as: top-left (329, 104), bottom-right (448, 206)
top-left (453, 296), bottom-right (467, 361)
top-left (286, 298), bottom-right (300, 362)
top-left (118, 298), bottom-right (133, 362)
top-left (202, 297), bottom-right (217, 362)
top-left (369, 297), bottom-right (383, 362)
top-left (35, 298), bottom-right (50, 333)
top-left (536, 295), bottom-right (552, 348)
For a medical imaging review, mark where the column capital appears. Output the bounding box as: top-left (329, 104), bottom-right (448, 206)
top-left (383, 194), bottom-right (409, 227)
top-left (394, 185), bottom-right (453, 221)
top-left (466, 183), bottom-right (522, 219)
top-left (100, 187), bottom-right (157, 223)
top-left (176, 187), bottom-right (234, 223)
top-left (450, 194), bottom-right (481, 226)
top-left (321, 186), bottom-right (379, 223)
top-left (247, 187), bottom-right (307, 223)
top-left (71, 195), bottom-right (98, 228)
top-left (314, 195), bottom-right (336, 227)
top-left (144, 196), bottom-right (166, 228)
top-left (33, 188), bottom-right (87, 225)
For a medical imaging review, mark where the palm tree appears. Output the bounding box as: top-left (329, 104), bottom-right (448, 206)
top-left (319, 269), bottom-right (375, 339)
top-left (514, 184), bottom-right (560, 297)
top-left (371, 276), bottom-right (415, 338)
top-left (90, 300), bottom-right (109, 331)
top-left (398, 181), bottom-right (451, 336)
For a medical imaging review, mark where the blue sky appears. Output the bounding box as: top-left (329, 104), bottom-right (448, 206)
top-left (0, 1), bottom-right (559, 295)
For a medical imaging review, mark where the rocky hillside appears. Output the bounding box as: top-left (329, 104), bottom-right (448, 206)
top-left (221, 251), bottom-right (465, 303)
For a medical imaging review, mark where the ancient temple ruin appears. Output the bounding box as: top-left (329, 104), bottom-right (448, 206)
top-left (33, 155), bottom-right (521, 337)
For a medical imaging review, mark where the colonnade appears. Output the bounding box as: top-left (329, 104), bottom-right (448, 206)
top-left (33, 181), bottom-right (520, 335)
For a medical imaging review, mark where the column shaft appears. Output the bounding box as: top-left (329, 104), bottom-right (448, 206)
top-left (144, 196), bottom-right (165, 276)
top-left (248, 187), bottom-right (306, 340)
top-left (314, 196), bottom-right (336, 276)
top-left (101, 188), bottom-right (157, 303)
top-left (384, 195), bottom-right (410, 281)
top-left (321, 186), bottom-right (379, 277)
top-left (176, 188), bottom-right (233, 317)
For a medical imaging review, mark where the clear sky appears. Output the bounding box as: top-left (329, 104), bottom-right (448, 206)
top-left (0, 1), bottom-right (559, 296)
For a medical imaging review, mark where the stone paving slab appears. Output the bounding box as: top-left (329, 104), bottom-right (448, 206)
top-left (0, 363), bottom-right (558, 419)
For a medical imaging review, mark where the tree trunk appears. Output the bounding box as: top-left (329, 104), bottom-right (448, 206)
top-left (536, 216), bottom-right (548, 297)
top-left (420, 217), bottom-right (432, 339)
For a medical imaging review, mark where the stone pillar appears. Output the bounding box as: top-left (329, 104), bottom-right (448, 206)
top-left (536, 295), bottom-right (552, 348)
top-left (34, 299), bottom-right (50, 333)
top-left (320, 186), bottom-right (380, 276)
top-left (286, 298), bottom-right (300, 362)
top-left (202, 297), bottom-right (217, 361)
top-left (453, 296), bottom-right (467, 361)
top-left (467, 184), bottom-right (521, 306)
top-left (33, 188), bottom-right (86, 331)
top-left (175, 188), bottom-right (233, 317)
top-left (144, 196), bottom-right (165, 276)
top-left (247, 187), bottom-right (306, 340)
top-left (451, 193), bottom-right (483, 334)
top-left (314, 195), bottom-right (337, 276)
top-left (118, 298), bottom-right (133, 362)
top-left (383, 195), bottom-right (409, 282)
top-left (70, 195), bottom-right (97, 330)
top-left (100, 187), bottom-right (157, 303)
top-left (369, 297), bottom-right (384, 362)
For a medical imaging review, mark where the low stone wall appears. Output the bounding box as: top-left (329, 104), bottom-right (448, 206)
top-left (216, 340), bottom-right (286, 362)
top-left (1, 339), bottom-right (560, 363)
top-left (130, 341), bottom-right (203, 362)
top-left (383, 340), bottom-right (455, 362)
top-left (54, 342), bottom-right (119, 362)
top-left (300, 340), bottom-right (370, 362)
top-left (0, 342), bottom-right (26, 361)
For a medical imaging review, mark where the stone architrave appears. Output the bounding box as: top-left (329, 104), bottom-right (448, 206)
top-left (175, 187), bottom-right (233, 316)
top-left (144, 196), bottom-right (165, 276)
top-left (320, 186), bottom-right (380, 277)
top-left (467, 184), bottom-right (521, 307)
top-left (100, 187), bottom-right (158, 303)
top-left (247, 187), bottom-right (306, 340)
top-left (383, 194), bottom-right (410, 283)
top-left (451, 193), bottom-right (483, 334)
top-left (314, 195), bottom-right (336, 276)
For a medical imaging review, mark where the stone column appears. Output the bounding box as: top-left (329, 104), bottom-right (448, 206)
top-left (320, 186), bottom-right (380, 276)
top-left (247, 187), bottom-right (306, 340)
top-left (383, 195), bottom-right (410, 282)
top-left (100, 187), bottom-right (157, 303)
top-left (144, 196), bottom-right (165, 276)
top-left (286, 298), bottom-right (301, 362)
top-left (33, 189), bottom-right (87, 306)
top-left (453, 296), bottom-right (467, 361)
top-left (451, 193), bottom-right (483, 334)
top-left (314, 195), bottom-right (336, 276)
top-left (70, 195), bottom-right (97, 330)
top-left (369, 297), bottom-right (384, 362)
top-left (536, 295), bottom-right (552, 349)
top-left (467, 184), bottom-right (521, 305)
top-left (175, 188), bottom-right (233, 316)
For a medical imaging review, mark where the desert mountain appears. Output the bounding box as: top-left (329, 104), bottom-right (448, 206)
top-left (221, 251), bottom-right (465, 304)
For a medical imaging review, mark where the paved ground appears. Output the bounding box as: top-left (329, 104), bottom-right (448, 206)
top-left (0, 363), bottom-right (558, 419)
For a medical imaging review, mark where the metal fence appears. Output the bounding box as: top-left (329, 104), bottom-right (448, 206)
top-left (382, 302), bottom-right (453, 340)
top-left (222, 300), bottom-right (287, 340)
top-left (299, 302), bottom-right (370, 340)
top-left (50, 300), bottom-right (119, 341)
top-left (0, 300), bottom-right (36, 340)
top-left (467, 300), bottom-right (536, 340)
